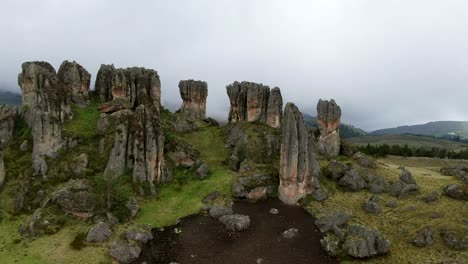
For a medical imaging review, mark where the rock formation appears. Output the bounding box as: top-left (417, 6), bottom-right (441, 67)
top-left (317, 99), bottom-right (341, 158)
top-left (97, 65), bottom-right (166, 194)
top-left (0, 151), bottom-right (5, 188)
top-left (279, 103), bottom-right (320, 204)
top-left (178, 80), bottom-right (208, 120)
top-left (226, 81), bottom-right (283, 128)
top-left (0, 104), bottom-right (18, 148)
top-left (18, 62), bottom-right (73, 177)
top-left (95, 64), bottom-right (161, 110)
top-left (57, 60), bottom-right (91, 105)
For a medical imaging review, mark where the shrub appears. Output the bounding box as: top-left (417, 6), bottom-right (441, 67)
top-left (70, 232), bottom-right (87, 250)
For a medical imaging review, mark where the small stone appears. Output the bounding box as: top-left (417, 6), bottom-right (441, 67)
top-left (20, 140), bottom-right (28, 152)
top-left (421, 191), bottom-right (439, 203)
top-left (218, 214), bottom-right (250, 232)
top-left (362, 201), bottom-right (381, 214)
top-left (202, 191), bottom-right (220, 204)
top-left (385, 200), bottom-right (398, 208)
top-left (269, 208), bottom-right (279, 214)
top-left (282, 228), bottom-right (299, 239)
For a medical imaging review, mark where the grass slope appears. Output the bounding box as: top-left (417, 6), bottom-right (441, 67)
top-left (347, 134), bottom-right (468, 151)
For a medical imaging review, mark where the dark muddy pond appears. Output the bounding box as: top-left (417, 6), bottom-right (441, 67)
top-left (133, 198), bottom-right (338, 264)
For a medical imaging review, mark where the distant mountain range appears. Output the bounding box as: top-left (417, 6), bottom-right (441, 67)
top-left (371, 121), bottom-right (468, 139)
top-left (0, 90), bottom-right (21, 105)
top-left (303, 114), bottom-right (368, 138)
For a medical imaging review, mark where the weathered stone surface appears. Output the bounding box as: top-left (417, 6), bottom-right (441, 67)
top-left (18, 62), bottom-right (73, 169)
top-left (86, 222), bottom-right (113, 243)
top-left (209, 205), bottom-right (233, 219)
top-left (368, 176), bottom-right (388, 194)
top-left (317, 99), bottom-right (341, 158)
top-left (282, 228), bottom-right (299, 239)
top-left (166, 141), bottom-right (199, 167)
top-left (232, 174), bottom-right (277, 200)
top-left (57, 60), bottom-right (91, 105)
top-left (445, 184), bottom-right (468, 201)
top-left (353, 152), bottom-right (377, 168)
top-left (440, 165), bottom-right (468, 183)
top-left (195, 162), bottom-right (209, 179)
top-left (338, 170), bottom-right (367, 191)
top-left (126, 197), bottom-right (140, 218)
top-left (314, 211), bottom-right (350, 233)
top-left (73, 153), bottom-right (88, 175)
top-left (0, 151), bottom-right (4, 188)
top-left (226, 81), bottom-right (283, 128)
top-left (0, 104), bottom-right (18, 148)
top-left (342, 224), bottom-right (391, 258)
top-left (218, 214), bottom-right (251, 232)
top-left (320, 233), bottom-right (342, 257)
top-left (124, 224), bottom-right (153, 243)
top-left (410, 226), bottom-right (435, 247)
top-left (109, 240), bottom-right (141, 264)
top-left (51, 179), bottom-right (95, 216)
top-left (279, 103), bottom-right (320, 204)
top-left (389, 169), bottom-right (420, 198)
top-left (440, 229), bottom-right (468, 250)
top-left (421, 191), bottom-right (439, 203)
top-left (178, 80), bottom-right (208, 120)
top-left (19, 208), bottom-right (65, 238)
top-left (362, 200), bottom-right (381, 214)
top-left (325, 160), bottom-right (349, 180)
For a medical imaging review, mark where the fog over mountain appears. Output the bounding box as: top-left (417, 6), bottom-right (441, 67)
top-left (1, 0), bottom-right (467, 131)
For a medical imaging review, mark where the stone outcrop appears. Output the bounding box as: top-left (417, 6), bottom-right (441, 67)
top-left (317, 99), bottom-right (341, 158)
top-left (95, 64), bottom-right (161, 110)
top-left (18, 62), bottom-right (73, 177)
top-left (0, 104), bottom-right (18, 148)
top-left (232, 173), bottom-right (278, 200)
top-left (97, 65), bottom-right (166, 194)
top-left (279, 103), bottom-right (320, 204)
top-left (226, 81), bottom-right (283, 128)
top-left (57, 60), bottom-right (91, 105)
top-left (51, 179), bottom-right (96, 217)
top-left (0, 151), bottom-right (4, 188)
top-left (178, 80), bottom-right (208, 120)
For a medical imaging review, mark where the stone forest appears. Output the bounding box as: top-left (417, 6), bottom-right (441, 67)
top-left (0, 61), bottom-right (466, 264)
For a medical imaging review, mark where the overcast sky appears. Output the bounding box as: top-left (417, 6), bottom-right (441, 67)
top-left (1, 0), bottom-right (467, 131)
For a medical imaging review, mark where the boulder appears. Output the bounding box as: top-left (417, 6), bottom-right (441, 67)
top-left (209, 205), bottom-right (233, 219)
top-left (338, 170), bottom-right (367, 191)
top-left (342, 224), bottom-right (391, 258)
top-left (178, 80), bottom-right (208, 120)
top-left (421, 191), bottom-right (439, 203)
top-left (389, 169), bottom-right (420, 198)
top-left (282, 228), bottom-right (299, 239)
top-left (320, 233), bottom-right (342, 257)
top-left (440, 165), bottom-right (468, 183)
top-left (325, 160), bottom-right (349, 180)
top-left (368, 175), bottom-right (388, 194)
top-left (86, 222), bottom-right (113, 243)
top-left (218, 214), bottom-right (251, 232)
top-left (440, 229), bottom-right (468, 250)
top-left (73, 153), bottom-right (89, 175)
top-left (317, 99), bottom-right (341, 158)
top-left (126, 197), bottom-right (140, 218)
top-left (0, 104), bottom-right (18, 148)
top-left (51, 179), bottom-right (95, 216)
top-left (19, 208), bottom-right (65, 238)
top-left (314, 211), bottom-right (350, 233)
top-left (57, 60), bottom-right (91, 105)
top-left (353, 152), bottom-right (377, 168)
top-left (124, 224), bottom-right (154, 243)
top-left (279, 103), bottom-right (321, 204)
top-left (18, 62), bottom-right (73, 174)
top-left (445, 184), bottom-right (468, 201)
top-left (385, 200), bottom-right (398, 208)
top-left (167, 141), bottom-right (200, 167)
top-left (232, 174), bottom-right (277, 200)
top-left (226, 81), bottom-right (283, 128)
top-left (362, 200), bottom-right (381, 214)
top-left (410, 227), bottom-right (435, 247)
top-left (109, 240), bottom-right (141, 264)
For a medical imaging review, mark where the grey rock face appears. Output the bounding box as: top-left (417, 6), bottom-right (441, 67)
top-left (445, 184), bottom-right (467, 201)
top-left (209, 205), bottom-right (233, 219)
top-left (109, 240), bottom-right (142, 264)
top-left (338, 170), bottom-right (367, 191)
top-left (218, 214), bottom-right (251, 232)
top-left (232, 174), bottom-right (277, 200)
top-left (343, 224), bottom-right (391, 258)
top-left (316, 99), bottom-right (341, 158)
top-left (18, 62), bottom-right (73, 170)
top-left (325, 160), bottom-right (349, 180)
top-left (51, 179), bottom-right (95, 216)
top-left (86, 222), bottom-right (113, 243)
top-left (226, 81), bottom-right (283, 128)
top-left (279, 103), bottom-right (321, 204)
top-left (179, 80), bottom-right (208, 120)
top-left (0, 104), bottom-right (18, 149)
top-left (57, 60), bottom-right (91, 105)
top-left (314, 211), bottom-right (350, 233)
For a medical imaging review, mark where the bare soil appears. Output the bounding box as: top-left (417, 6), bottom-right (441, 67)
top-left (133, 198), bottom-right (338, 264)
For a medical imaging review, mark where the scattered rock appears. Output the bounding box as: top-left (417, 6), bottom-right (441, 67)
top-left (218, 214), bottom-right (251, 232)
top-left (440, 165), bottom-right (468, 183)
top-left (338, 170), bottom-right (367, 191)
top-left (421, 191), bottom-right (439, 203)
top-left (279, 103), bottom-right (320, 204)
top-left (51, 179), bottom-right (95, 216)
top-left (202, 117), bottom-right (219, 127)
top-left (282, 228), bottom-right (299, 239)
top-left (389, 169), bottom-right (419, 198)
top-left (445, 184), bottom-right (468, 201)
top-left (362, 201), bottom-right (381, 214)
top-left (209, 205), bottom-right (233, 219)
top-left (352, 152), bottom-right (377, 168)
top-left (400, 169), bottom-right (416, 184)
top-left (342, 224), bottom-right (391, 258)
top-left (320, 233), bottom-right (342, 257)
top-left (314, 211), bottom-right (350, 233)
top-left (410, 227), bottom-right (434, 247)
top-left (195, 162), bottom-right (209, 179)
top-left (325, 161), bottom-right (349, 180)
top-left (311, 188), bottom-right (329, 201)
top-left (316, 99), bottom-right (341, 158)
top-left (269, 208), bottom-right (279, 214)
top-left (86, 222), bottom-right (113, 243)
top-left (368, 175), bottom-right (388, 194)
top-left (440, 229), bottom-right (468, 250)
top-left (232, 174), bottom-right (277, 200)
top-left (124, 225), bottom-right (154, 243)
top-left (109, 240), bottom-right (141, 264)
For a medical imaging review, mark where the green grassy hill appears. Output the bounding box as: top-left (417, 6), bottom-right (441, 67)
top-left (347, 134), bottom-right (468, 151)
top-left (371, 121), bottom-right (468, 138)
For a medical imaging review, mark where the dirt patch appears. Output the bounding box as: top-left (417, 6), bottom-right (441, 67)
top-left (133, 199), bottom-right (338, 264)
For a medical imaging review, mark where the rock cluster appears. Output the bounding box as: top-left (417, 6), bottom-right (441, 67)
top-left (389, 168), bottom-right (420, 198)
top-left (178, 80), bottom-right (208, 120)
top-left (279, 103), bottom-right (321, 204)
top-left (232, 173), bottom-right (278, 200)
top-left (226, 81), bottom-right (283, 128)
top-left (316, 99), bottom-right (341, 158)
top-left (57, 60), bottom-right (91, 105)
top-left (97, 65), bottom-right (166, 194)
top-left (18, 61), bottom-right (74, 177)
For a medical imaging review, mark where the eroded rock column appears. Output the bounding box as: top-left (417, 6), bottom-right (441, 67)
top-left (279, 103), bottom-right (320, 204)
top-left (57, 60), bottom-right (91, 105)
top-left (179, 80), bottom-right (208, 120)
top-left (0, 104), bottom-right (18, 187)
top-left (317, 99), bottom-right (341, 158)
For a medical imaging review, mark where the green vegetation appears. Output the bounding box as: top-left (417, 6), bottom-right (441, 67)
top-left (348, 134), bottom-right (468, 150)
top-left (305, 156), bottom-right (468, 264)
top-left (356, 143), bottom-right (468, 159)
top-left (62, 100), bottom-right (101, 140)
top-left (70, 232), bottom-right (87, 250)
